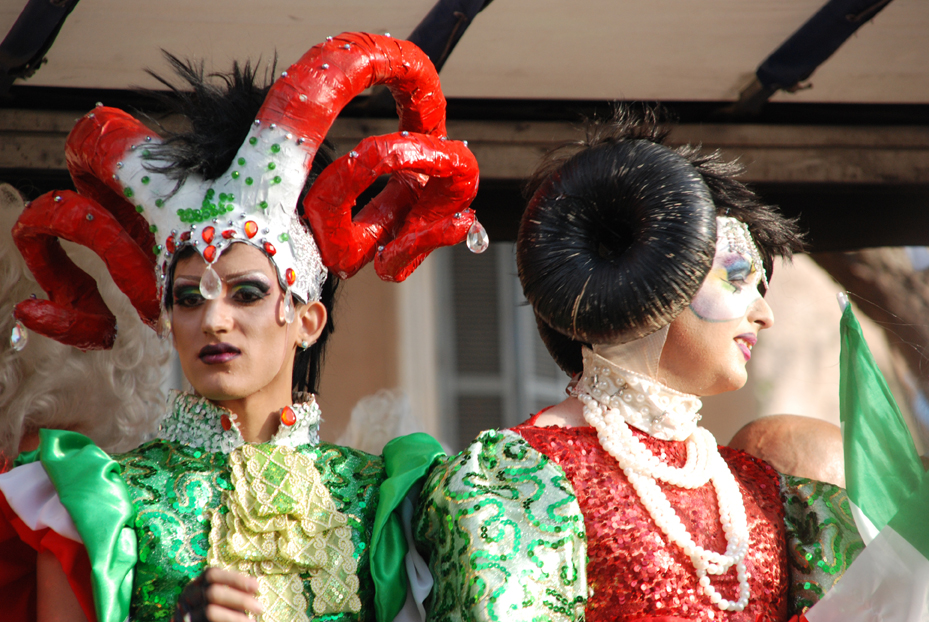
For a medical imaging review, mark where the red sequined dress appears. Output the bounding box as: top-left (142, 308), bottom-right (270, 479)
top-left (515, 416), bottom-right (789, 622)
top-left (415, 417), bottom-right (860, 622)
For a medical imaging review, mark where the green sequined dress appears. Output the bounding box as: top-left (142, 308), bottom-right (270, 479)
top-left (1, 391), bottom-right (444, 622)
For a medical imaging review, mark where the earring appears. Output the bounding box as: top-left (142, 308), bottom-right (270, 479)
top-left (300, 340), bottom-right (310, 350)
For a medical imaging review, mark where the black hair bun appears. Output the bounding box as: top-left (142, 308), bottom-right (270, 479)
top-left (517, 139), bottom-right (717, 361)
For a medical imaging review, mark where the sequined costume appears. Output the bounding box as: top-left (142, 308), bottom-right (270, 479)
top-left (0, 391), bottom-right (444, 622)
top-left (415, 422), bottom-right (862, 622)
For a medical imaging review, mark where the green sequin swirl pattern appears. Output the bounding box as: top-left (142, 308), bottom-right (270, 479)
top-left (415, 429), bottom-right (587, 622)
top-left (116, 440), bottom-right (385, 621)
top-left (779, 474), bottom-right (864, 614)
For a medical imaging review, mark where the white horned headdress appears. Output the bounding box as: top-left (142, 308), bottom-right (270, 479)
top-left (10, 32), bottom-right (481, 351)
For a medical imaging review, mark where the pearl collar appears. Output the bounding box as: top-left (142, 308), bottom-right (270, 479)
top-left (577, 348), bottom-right (702, 441)
top-left (158, 390), bottom-right (321, 454)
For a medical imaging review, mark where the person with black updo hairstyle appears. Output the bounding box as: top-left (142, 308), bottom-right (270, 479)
top-left (414, 109), bottom-right (864, 622)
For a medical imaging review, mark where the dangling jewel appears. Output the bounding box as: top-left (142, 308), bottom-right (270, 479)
top-left (283, 288), bottom-right (296, 324)
top-left (158, 310), bottom-right (172, 339)
top-left (10, 320), bottom-right (28, 351)
top-left (200, 264), bottom-right (222, 299)
top-left (466, 219), bottom-right (489, 254)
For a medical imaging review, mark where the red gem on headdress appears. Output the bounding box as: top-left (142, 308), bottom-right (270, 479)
top-left (220, 415), bottom-right (232, 431)
top-left (244, 221), bottom-right (258, 238)
top-left (180, 231), bottom-right (191, 242)
top-left (280, 406), bottom-right (297, 427)
top-left (264, 242), bottom-right (276, 256)
top-left (166, 235), bottom-right (176, 254)
top-left (203, 245), bottom-right (217, 263)
top-left (222, 229), bottom-right (236, 239)
top-left (285, 268), bottom-right (296, 286)
top-left (202, 226), bottom-right (215, 244)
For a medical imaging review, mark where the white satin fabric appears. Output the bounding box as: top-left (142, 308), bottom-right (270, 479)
top-left (0, 461), bottom-right (82, 542)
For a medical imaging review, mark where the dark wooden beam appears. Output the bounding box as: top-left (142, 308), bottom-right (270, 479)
top-left (3, 108), bottom-right (928, 251)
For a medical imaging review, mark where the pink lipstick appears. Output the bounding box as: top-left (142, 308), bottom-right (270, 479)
top-left (734, 334), bottom-right (757, 361)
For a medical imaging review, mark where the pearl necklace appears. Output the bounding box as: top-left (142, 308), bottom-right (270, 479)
top-left (576, 358), bottom-right (751, 612)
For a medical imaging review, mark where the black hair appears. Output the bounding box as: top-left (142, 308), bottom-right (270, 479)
top-left (520, 107), bottom-right (805, 375)
top-left (151, 53), bottom-right (340, 396)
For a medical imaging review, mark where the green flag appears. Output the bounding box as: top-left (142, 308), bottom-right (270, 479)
top-left (806, 302), bottom-right (929, 622)
top-left (840, 302), bottom-right (924, 534)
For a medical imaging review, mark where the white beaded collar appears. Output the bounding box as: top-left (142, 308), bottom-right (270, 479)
top-left (158, 390), bottom-right (321, 454)
top-left (577, 348), bottom-right (702, 442)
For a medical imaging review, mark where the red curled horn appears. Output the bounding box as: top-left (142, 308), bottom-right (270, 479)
top-left (260, 32), bottom-right (479, 281)
top-left (11, 108), bottom-right (160, 350)
top-left (13, 192), bottom-right (159, 350)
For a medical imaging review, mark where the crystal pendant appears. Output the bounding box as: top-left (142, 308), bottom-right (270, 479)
top-left (283, 289), bottom-right (296, 324)
top-left (158, 310), bottom-right (172, 339)
top-left (200, 264), bottom-right (222, 299)
top-left (10, 320), bottom-right (27, 351)
top-left (466, 219), bottom-right (489, 254)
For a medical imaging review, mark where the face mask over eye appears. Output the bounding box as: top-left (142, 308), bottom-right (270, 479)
top-left (689, 216), bottom-right (768, 322)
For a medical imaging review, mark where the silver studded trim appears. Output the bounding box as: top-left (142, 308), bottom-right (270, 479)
top-left (574, 348), bottom-right (702, 442)
top-left (158, 390), bottom-right (321, 453)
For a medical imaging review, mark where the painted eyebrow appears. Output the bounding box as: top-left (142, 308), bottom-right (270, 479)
top-left (174, 270), bottom-right (272, 284)
top-left (224, 271), bottom-right (273, 284)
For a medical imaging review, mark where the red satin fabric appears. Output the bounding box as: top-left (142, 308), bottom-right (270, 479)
top-left (515, 421), bottom-right (790, 622)
top-left (0, 492), bottom-right (96, 622)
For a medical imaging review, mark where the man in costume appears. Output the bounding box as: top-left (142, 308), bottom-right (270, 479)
top-left (0, 32), bottom-right (478, 622)
top-left (415, 110), bottom-right (864, 622)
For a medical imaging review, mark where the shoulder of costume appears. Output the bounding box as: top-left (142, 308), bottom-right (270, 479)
top-left (413, 428), bottom-right (588, 622)
top-left (0, 429), bottom-right (136, 622)
top-left (720, 445), bottom-right (783, 484)
top-left (777, 472), bottom-right (864, 615)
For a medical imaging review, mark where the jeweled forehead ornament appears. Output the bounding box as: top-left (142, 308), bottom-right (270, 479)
top-left (10, 32), bottom-right (480, 350)
top-left (94, 115), bottom-right (327, 311)
top-left (716, 216), bottom-right (768, 290)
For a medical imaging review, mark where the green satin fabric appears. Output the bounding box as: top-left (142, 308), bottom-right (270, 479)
top-left (13, 448), bottom-right (38, 468)
top-left (38, 429), bottom-right (137, 622)
top-left (371, 433), bottom-right (446, 622)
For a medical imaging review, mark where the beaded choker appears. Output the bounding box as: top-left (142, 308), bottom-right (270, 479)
top-left (576, 348), bottom-right (750, 612)
top-left (159, 391), bottom-right (321, 453)
top-left (577, 348), bottom-right (702, 442)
